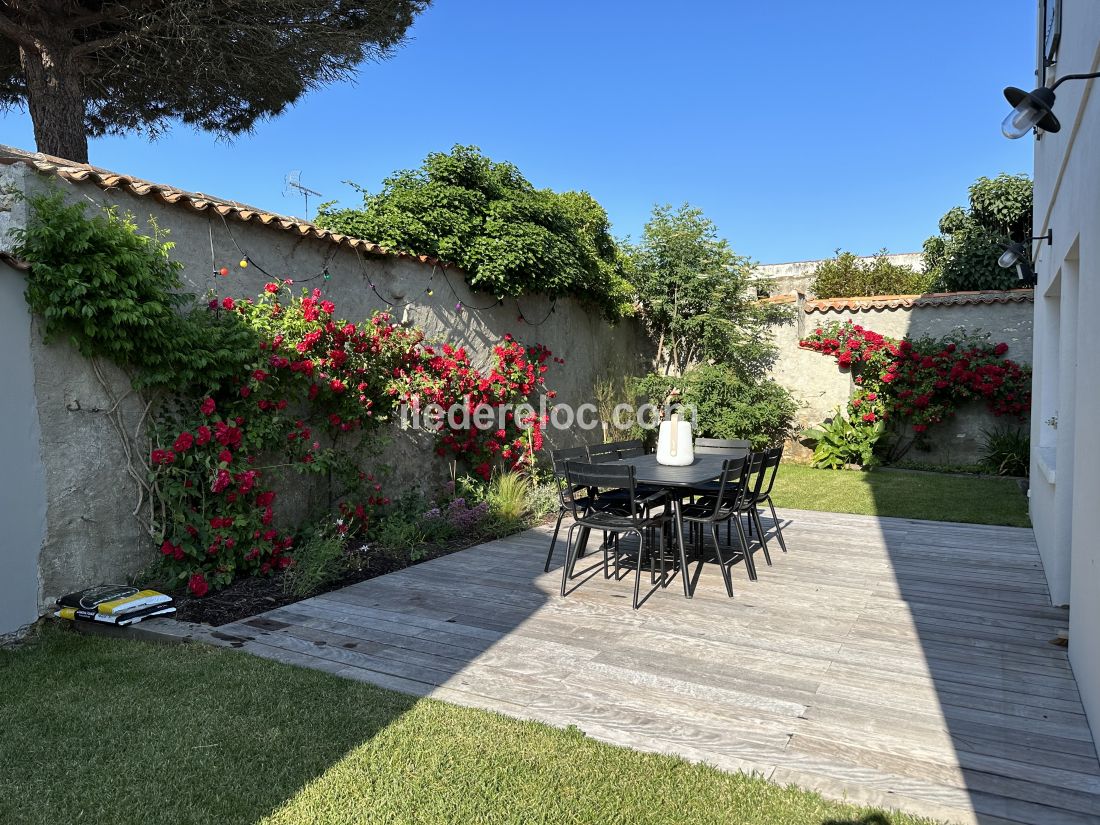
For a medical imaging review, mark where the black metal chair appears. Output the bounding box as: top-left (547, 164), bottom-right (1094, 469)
top-left (612, 439), bottom-right (646, 459)
top-left (560, 461), bottom-right (669, 609)
top-left (586, 440), bottom-right (660, 503)
top-left (544, 446), bottom-right (592, 572)
top-left (586, 443), bottom-right (621, 463)
top-left (679, 456), bottom-right (754, 594)
top-left (736, 451), bottom-right (774, 569)
top-left (741, 446), bottom-right (788, 553)
top-left (694, 437), bottom-right (751, 455)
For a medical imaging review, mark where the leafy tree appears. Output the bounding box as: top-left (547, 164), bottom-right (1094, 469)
top-left (0, 1), bottom-right (429, 163)
top-left (316, 145), bottom-right (633, 318)
top-left (625, 203), bottom-right (790, 378)
top-left (923, 174), bottom-right (1033, 292)
top-left (635, 366), bottom-right (796, 450)
top-left (809, 249), bottom-right (932, 299)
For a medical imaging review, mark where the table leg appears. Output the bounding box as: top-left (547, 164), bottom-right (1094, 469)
top-left (671, 496), bottom-right (692, 599)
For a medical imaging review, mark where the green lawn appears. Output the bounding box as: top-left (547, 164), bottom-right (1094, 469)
top-left (771, 464), bottom-right (1030, 527)
top-left (1, 629), bottom-right (943, 825)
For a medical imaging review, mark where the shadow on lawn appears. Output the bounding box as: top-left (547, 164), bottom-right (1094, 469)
top-left (0, 627), bottom-right (421, 825)
top-left (822, 815), bottom-right (893, 825)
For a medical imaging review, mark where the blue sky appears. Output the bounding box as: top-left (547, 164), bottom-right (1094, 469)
top-left (0, 1), bottom-right (1035, 263)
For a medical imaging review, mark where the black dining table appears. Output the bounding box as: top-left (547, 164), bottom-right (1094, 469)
top-left (610, 454), bottom-right (733, 599)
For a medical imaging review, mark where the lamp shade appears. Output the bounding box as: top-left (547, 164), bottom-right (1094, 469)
top-left (1002, 86), bottom-right (1061, 138)
top-left (998, 242), bottom-right (1027, 269)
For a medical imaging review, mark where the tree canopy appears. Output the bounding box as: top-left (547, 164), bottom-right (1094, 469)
top-left (0, 0), bottom-right (430, 162)
top-left (315, 144), bottom-right (634, 318)
top-left (809, 250), bottom-right (932, 299)
top-left (625, 203), bottom-right (790, 378)
top-left (922, 174), bottom-right (1033, 292)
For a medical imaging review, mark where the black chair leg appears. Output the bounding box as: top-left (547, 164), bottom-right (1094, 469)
top-left (544, 508), bottom-right (566, 572)
top-left (766, 495), bottom-right (788, 552)
top-left (752, 508), bottom-right (773, 566)
top-left (709, 523), bottom-right (734, 597)
top-left (631, 529), bottom-right (645, 609)
top-left (733, 516), bottom-right (757, 581)
top-left (560, 523), bottom-right (581, 597)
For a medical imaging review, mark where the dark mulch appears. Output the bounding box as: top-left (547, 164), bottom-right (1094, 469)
top-left (172, 529), bottom-right (536, 627)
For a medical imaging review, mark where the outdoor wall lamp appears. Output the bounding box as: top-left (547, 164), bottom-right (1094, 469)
top-left (1003, 72), bottom-right (1100, 138)
top-left (997, 230), bottom-right (1050, 287)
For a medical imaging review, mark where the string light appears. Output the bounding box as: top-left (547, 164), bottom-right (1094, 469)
top-left (209, 212), bottom-right (559, 326)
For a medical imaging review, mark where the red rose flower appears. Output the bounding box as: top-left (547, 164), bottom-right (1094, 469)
top-left (200, 397), bottom-right (216, 416)
top-left (218, 449), bottom-right (233, 464)
top-left (221, 297), bottom-right (235, 311)
top-left (862, 412), bottom-right (877, 423)
top-left (994, 342), bottom-right (1009, 356)
top-left (264, 282), bottom-right (280, 293)
top-left (196, 425), bottom-right (212, 445)
top-left (188, 572), bottom-right (210, 597)
top-left (172, 432), bottom-right (194, 452)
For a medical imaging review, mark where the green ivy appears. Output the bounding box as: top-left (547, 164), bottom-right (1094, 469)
top-left (13, 192), bottom-right (256, 390)
top-left (315, 145), bottom-right (634, 319)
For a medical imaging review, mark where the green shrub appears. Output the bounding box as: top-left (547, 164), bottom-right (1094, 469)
top-left (281, 526), bottom-right (348, 599)
top-left (14, 191), bottom-right (256, 390)
top-left (635, 365), bottom-right (797, 450)
top-left (809, 250), bottom-right (933, 299)
top-left (923, 173), bottom-right (1033, 292)
top-left (376, 515), bottom-right (425, 558)
top-left (803, 411), bottom-right (885, 469)
top-left (488, 471), bottom-right (530, 525)
top-left (980, 426), bottom-right (1031, 477)
top-left (315, 145), bottom-right (633, 319)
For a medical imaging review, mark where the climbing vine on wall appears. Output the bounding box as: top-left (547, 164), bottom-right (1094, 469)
top-left (799, 320), bottom-right (1030, 467)
top-left (15, 193), bottom-right (559, 595)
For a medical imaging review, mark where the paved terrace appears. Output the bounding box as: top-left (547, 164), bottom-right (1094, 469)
top-left (218, 509), bottom-right (1099, 825)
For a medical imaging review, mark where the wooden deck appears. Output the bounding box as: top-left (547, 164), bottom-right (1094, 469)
top-left (217, 508), bottom-right (1099, 825)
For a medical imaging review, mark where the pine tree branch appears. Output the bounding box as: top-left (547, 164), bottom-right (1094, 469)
top-left (0, 10), bottom-right (37, 50)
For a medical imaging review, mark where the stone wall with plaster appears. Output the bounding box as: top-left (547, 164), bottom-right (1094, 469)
top-left (769, 292), bottom-right (1034, 466)
top-left (0, 160), bottom-right (650, 621)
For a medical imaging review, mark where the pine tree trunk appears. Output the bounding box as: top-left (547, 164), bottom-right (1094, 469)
top-left (20, 44), bottom-right (88, 163)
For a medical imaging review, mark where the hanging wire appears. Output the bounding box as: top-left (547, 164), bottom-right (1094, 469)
top-left (515, 298), bottom-right (557, 327)
top-left (214, 210), bottom-right (338, 285)
top-left (216, 210), bottom-right (276, 278)
top-left (438, 266), bottom-right (503, 311)
top-left (210, 213), bottom-right (560, 328)
top-left (352, 247), bottom-right (438, 309)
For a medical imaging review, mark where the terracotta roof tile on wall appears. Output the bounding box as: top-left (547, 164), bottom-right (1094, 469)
top-left (0, 144), bottom-right (448, 270)
top-left (803, 290), bottom-right (1034, 313)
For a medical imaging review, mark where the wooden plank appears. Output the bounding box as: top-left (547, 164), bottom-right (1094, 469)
top-left (213, 507), bottom-right (1100, 825)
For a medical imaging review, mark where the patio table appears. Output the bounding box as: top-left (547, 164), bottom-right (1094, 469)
top-left (611, 454), bottom-right (732, 599)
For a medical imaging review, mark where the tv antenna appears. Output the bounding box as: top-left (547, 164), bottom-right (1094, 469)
top-left (284, 171), bottom-right (322, 220)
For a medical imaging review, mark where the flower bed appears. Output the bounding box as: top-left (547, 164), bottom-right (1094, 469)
top-left (149, 282), bottom-right (559, 597)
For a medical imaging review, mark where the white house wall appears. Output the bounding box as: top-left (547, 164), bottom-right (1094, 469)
top-left (1030, 0), bottom-right (1100, 727)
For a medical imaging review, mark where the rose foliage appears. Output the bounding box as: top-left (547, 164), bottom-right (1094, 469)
top-left (149, 285), bottom-right (557, 596)
top-left (799, 320), bottom-right (1030, 465)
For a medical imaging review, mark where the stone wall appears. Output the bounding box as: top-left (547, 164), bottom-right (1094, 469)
top-left (769, 292), bottom-right (1034, 466)
top-left (0, 157), bottom-right (650, 623)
